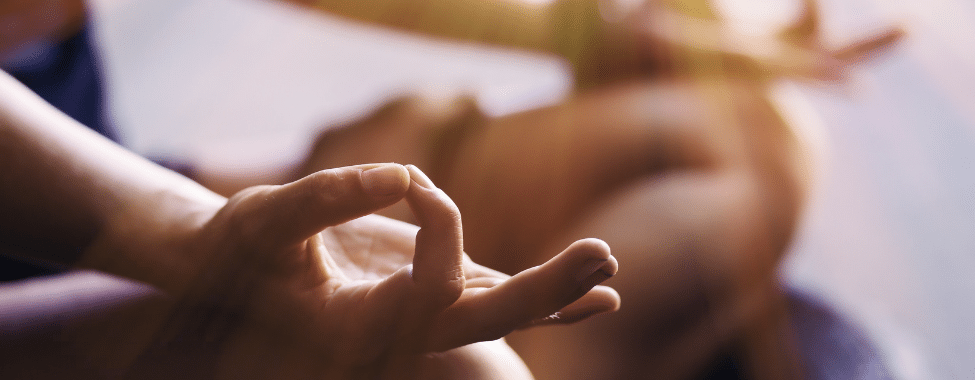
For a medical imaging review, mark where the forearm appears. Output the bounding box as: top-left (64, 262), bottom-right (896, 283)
top-left (286, 0), bottom-right (597, 57)
top-left (0, 271), bottom-right (173, 378)
top-left (0, 71), bottom-right (224, 285)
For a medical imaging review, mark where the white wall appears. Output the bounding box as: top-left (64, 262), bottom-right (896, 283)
top-left (89, 0), bottom-right (975, 378)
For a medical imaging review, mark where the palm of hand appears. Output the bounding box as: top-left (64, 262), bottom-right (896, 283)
top-left (161, 165), bottom-right (617, 380)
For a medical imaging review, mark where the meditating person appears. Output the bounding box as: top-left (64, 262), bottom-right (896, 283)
top-left (1, 0), bottom-right (901, 378)
top-left (0, 69), bottom-right (621, 378)
top-left (294, 1), bottom-right (903, 377)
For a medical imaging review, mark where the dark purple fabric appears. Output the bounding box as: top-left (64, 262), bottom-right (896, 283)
top-left (2, 25), bottom-right (111, 281)
top-left (6, 25), bottom-right (116, 142)
top-left (702, 288), bottom-right (895, 380)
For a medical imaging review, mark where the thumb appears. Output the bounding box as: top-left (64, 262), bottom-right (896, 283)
top-left (233, 163), bottom-right (410, 248)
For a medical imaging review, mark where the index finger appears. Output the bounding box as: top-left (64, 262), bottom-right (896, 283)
top-left (404, 165), bottom-right (466, 310)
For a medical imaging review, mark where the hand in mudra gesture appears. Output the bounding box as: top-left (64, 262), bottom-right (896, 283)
top-left (118, 164), bottom-right (618, 379)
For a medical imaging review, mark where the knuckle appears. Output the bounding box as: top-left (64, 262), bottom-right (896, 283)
top-left (432, 189), bottom-right (463, 225)
top-left (422, 274), bottom-right (465, 310)
top-left (224, 185), bottom-right (278, 236)
top-left (307, 169), bottom-right (357, 206)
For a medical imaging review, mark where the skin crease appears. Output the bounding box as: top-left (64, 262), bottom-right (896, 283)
top-left (301, 77), bottom-right (808, 380)
top-left (0, 0), bottom-right (901, 378)
top-left (295, 4), bottom-right (903, 377)
top-left (0, 1), bottom-right (623, 378)
top-left (1, 66), bottom-right (625, 378)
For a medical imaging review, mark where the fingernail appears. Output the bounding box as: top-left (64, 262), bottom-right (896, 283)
top-left (406, 164), bottom-right (436, 189)
top-left (361, 164), bottom-right (409, 196)
top-left (575, 258), bottom-right (609, 282)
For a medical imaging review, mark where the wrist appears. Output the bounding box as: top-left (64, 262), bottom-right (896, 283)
top-left (78, 185), bottom-right (225, 294)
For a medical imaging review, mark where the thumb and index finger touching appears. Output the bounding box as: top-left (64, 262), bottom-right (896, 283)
top-left (237, 162), bottom-right (466, 297)
top-left (244, 163), bottom-right (620, 350)
top-left (255, 163), bottom-right (466, 286)
top-left (242, 163), bottom-right (412, 249)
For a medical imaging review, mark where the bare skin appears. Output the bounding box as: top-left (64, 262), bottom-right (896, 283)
top-left (0, 71), bottom-right (622, 379)
top-left (299, 77), bottom-right (806, 380)
top-left (295, 4), bottom-right (904, 376)
top-left (0, 0), bottom-right (901, 378)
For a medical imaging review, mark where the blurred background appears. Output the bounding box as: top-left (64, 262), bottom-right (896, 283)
top-left (87, 0), bottom-right (973, 378)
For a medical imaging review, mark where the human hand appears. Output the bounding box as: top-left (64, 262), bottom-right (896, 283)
top-left (297, 95), bottom-right (486, 222)
top-left (554, 0), bottom-right (905, 88)
top-left (101, 163), bottom-right (618, 379)
top-left (295, 84), bottom-right (734, 274)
